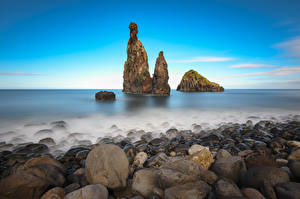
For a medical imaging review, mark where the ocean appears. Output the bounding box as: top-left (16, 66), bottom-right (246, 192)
top-left (1, 89), bottom-right (300, 151)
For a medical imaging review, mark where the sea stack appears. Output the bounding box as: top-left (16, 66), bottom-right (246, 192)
top-left (152, 51), bottom-right (170, 95)
top-left (123, 22), bottom-right (152, 94)
top-left (177, 70), bottom-right (224, 92)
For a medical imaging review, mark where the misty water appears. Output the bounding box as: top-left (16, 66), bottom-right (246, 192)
top-left (1, 89), bottom-right (300, 152)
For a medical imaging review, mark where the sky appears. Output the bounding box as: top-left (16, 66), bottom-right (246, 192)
top-left (1, 0), bottom-right (300, 89)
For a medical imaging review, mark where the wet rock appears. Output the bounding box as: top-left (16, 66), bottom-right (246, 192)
top-left (152, 51), bottom-right (170, 95)
top-left (275, 182), bottom-right (300, 199)
top-left (75, 149), bottom-right (90, 162)
top-left (133, 152), bottom-right (148, 167)
top-left (158, 158), bottom-right (217, 188)
top-left (145, 153), bottom-right (168, 168)
top-left (164, 181), bottom-right (211, 199)
top-left (123, 22), bottom-right (152, 94)
top-left (95, 91), bottom-right (116, 101)
top-left (215, 149), bottom-right (232, 160)
top-left (132, 168), bottom-right (160, 198)
top-left (13, 143), bottom-right (49, 154)
top-left (40, 187), bottom-right (65, 199)
top-left (186, 148), bottom-right (214, 169)
top-left (85, 144), bottom-right (129, 189)
top-left (65, 184), bottom-right (108, 199)
top-left (211, 156), bottom-right (247, 184)
top-left (166, 128), bottom-right (178, 138)
top-left (241, 188), bottom-right (265, 199)
top-left (38, 137), bottom-right (55, 146)
top-left (34, 129), bottom-right (53, 136)
top-left (149, 138), bottom-right (166, 146)
top-left (140, 132), bottom-right (153, 142)
top-left (242, 166), bottom-right (290, 189)
top-left (214, 178), bottom-right (244, 199)
top-left (177, 70), bottom-right (224, 92)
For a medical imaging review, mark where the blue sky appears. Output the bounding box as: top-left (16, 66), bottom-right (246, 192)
top-left (1, 0), bottom-right (300, 89)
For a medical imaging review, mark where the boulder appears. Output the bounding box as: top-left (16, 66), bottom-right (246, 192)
top-left (24, 154), bottom-right (64, 171)
top-left (0, 172), bottom-right (50, 199)
top-left (215, 149), bottom-right (232, 160)
top-left (132, 168), bottom-right (160, 198)
top-left (133, 152), bottom-right (148, 168)
top-left (288, 160), bottom-right (300, 180)
top-left (123, 22), bottom-right (152, 94)
top-left (158, 158), bottom-right (217, 189)
top-left (241, 188), bottom-right (266, 199)
top-left (85, 144), bottom-right (129, 189)
top-left (164, 181), bottom-right (211, 199)
top-left (186, 148), bottom-right (214, 169)
top-left (95, 91), bottom-right (115, 101)
top-left (242, 166), bottom-right (290, 189)
top-left (214, 178), bottom-right (244, 199)
top-left (65, 184), bottom-right (108, 199)
top-left (145, 152), bottom-right (168, 168)
top-left (152, 51), bottom-right (170, 95)
top-left (188, 144), bottom-right (209, 155)
top-left (275, 182), bottom-right (300, 199)
top-left (288, 148), bottom-right (300, 161)
top-left (40, 187), bottom-right (65, 199)
top-left (211, 156), bottom-right (247, 184)
top-left (177, 70), bottom-right (224, 92)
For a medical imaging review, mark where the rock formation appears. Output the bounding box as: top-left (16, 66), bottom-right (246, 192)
top-left (177, 70), bottom-right (224, 92)
top-left (152, 51), bottom-right (170, 95)
top-left (123, 22), bottom-right (152, 94)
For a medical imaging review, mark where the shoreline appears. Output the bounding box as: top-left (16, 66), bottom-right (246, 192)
top-left (0, 118), bottom-right (300, 198)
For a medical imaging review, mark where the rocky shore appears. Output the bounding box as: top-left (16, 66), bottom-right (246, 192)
top-left (1, 119), bottom-right (300, 199)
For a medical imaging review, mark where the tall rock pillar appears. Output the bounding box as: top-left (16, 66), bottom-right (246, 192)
top-left (123, 22), bottom-right (152, 94)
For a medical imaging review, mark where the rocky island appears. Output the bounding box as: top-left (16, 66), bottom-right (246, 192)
top-left (123, 23), bottom-right (170, 96)
top-left (177, 70), bottom-right (224, 92)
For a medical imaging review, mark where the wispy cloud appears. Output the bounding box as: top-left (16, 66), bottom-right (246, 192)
top-left (170, 56), bottom-right (234, 63)
top-left (223, 66), bottom-right (300, 78)
top-left (229, 63), bottom-right (277, 69)
top-left (0, 72), bottom-right (41, 76)
top-left (274, 36), bottom-right (300, 58)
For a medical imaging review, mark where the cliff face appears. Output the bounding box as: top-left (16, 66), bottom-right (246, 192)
top-left (123, 22), bottom-right (152, 94)
top-left (152, 51), bottom-right (170, 95)
top-left (177, 70), bottom-right (224, 92)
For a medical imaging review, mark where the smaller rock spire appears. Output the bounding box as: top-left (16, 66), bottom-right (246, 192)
top-left (152, 51), bottom-right (170, 95)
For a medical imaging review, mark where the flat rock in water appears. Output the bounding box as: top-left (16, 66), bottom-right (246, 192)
top-left (95, 91), bottom-right (116, 101)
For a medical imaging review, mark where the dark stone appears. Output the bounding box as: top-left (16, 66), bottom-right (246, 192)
top-left (214, 178), bottom-right (244, 199)
top-left (95, 91), bottom-right (116, 101)
top-left (211, 156), bottom-right (247, 185)
top-left (275, 182), bottom-right (300, 199)
top-left (242, 166), bottom-right (290, 189)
